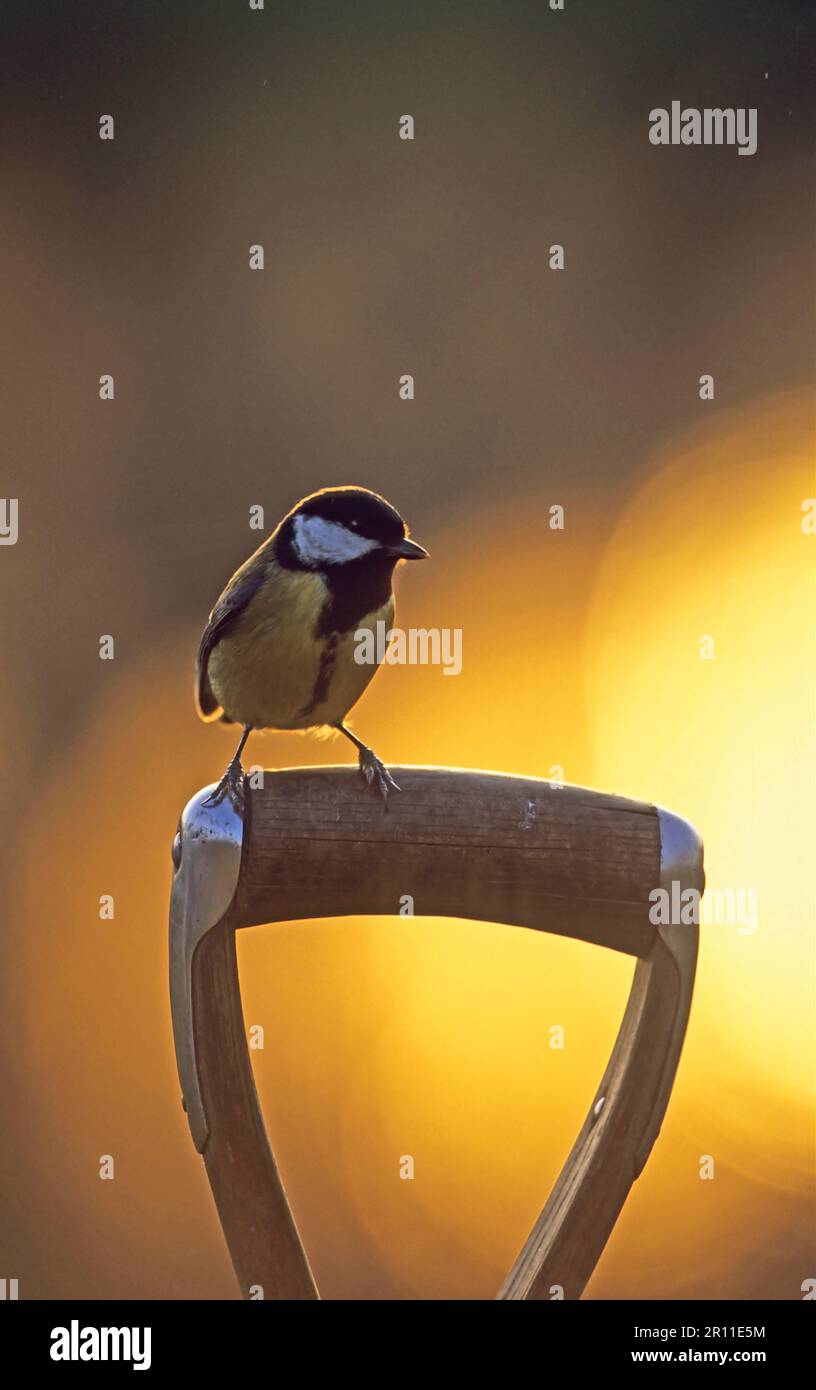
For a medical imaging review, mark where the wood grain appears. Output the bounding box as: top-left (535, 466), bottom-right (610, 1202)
top-left (236, 767), bottom-right (661, 957)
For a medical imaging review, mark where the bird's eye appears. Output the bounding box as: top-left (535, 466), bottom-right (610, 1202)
top-left (349, 520), bottom-right (359, 530)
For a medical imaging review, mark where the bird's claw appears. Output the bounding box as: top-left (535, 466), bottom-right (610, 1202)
top-left (202, 759), bottom-right (247, 816)
top-left (358, 747), bottom-right (400, 806)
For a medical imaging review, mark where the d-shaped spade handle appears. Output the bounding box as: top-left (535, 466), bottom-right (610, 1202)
top-left (169, 766), bottom-right (702, 1300)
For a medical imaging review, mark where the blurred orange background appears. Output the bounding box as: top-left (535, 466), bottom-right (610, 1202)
top-left (1, 1), bottom-right (813, 1299)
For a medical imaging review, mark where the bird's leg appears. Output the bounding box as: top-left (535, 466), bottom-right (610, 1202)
top-left (335, 723), bottom-right (400, 805)
top-left (203, 724), bottom-right (252, 814)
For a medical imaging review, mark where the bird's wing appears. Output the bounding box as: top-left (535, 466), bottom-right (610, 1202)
top-left (195, 555), bottom-right (270, 721)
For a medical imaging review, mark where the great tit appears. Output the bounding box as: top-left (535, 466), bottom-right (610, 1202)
top-left (196, 485), bottom-right (428, 811)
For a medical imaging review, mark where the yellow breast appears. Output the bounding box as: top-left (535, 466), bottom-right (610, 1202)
top-left (207, 568), bottom-right (394, 731)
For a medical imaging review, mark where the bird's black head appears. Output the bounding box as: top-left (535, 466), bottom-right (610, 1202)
top-left (276, 486), bottom-right (428, 573)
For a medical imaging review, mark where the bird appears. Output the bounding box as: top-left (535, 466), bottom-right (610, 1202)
top-left (196, 485), bottom-right (428, 813)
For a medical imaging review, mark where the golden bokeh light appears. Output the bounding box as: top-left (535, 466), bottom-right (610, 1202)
top-left (585, 390), bottom-right (815, 1196)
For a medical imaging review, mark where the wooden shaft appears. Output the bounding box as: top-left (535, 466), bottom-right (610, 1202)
top-left (236, 767), bottom-right (661, 958)
top-left (192, 922), bottom-right (318, 1299)
top-left (498, 933), bottom-right (692, 1299)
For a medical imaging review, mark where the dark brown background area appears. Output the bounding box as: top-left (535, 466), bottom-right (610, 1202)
top-left (2, 0), bottom-right (813, 761)
top-left (0, 0), bottom-right (813, 1299)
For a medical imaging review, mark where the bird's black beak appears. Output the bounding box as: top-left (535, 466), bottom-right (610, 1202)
top-left (388, 537), bottom-right (429, 560)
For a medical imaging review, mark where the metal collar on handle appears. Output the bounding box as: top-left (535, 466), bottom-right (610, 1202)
top-left (169, 785), bottom-right (244, 1153)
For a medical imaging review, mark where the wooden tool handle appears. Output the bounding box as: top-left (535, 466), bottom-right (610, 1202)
top-left (235, 767), bottom-right (661, 958)
top-left (172, 768), bottom-right (702, 1300)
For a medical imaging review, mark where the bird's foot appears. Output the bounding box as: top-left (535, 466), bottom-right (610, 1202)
top-left (357, 745), bottom-right (400, 806)
top-left (202, 758), bottom-right (247, 815)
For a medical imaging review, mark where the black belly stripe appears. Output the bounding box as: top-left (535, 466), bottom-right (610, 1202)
top-left (299, 632), bottom-right (339, 719)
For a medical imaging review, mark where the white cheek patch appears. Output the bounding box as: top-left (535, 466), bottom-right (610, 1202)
top-left (293, 513), bottom-right (380, 566)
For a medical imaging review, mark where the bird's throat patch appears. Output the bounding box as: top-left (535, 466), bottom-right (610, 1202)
top-left (317, 553), bottom-right (396, 638)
